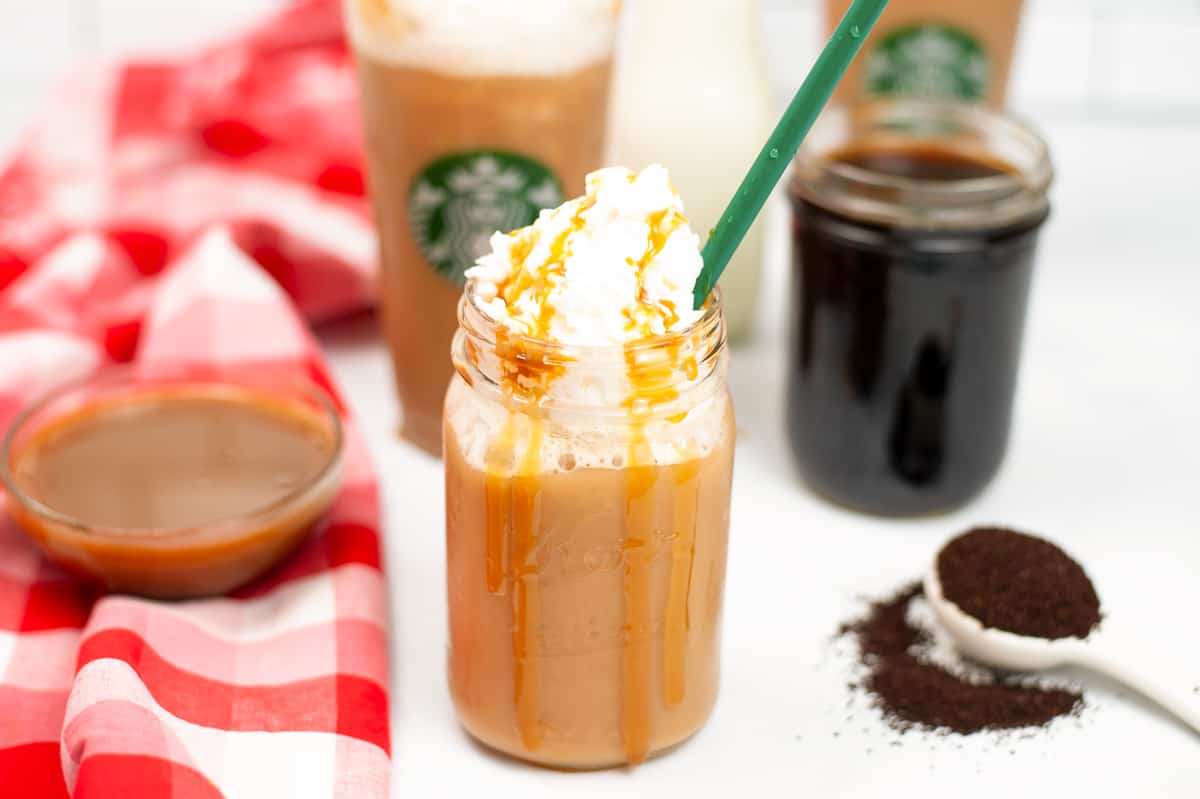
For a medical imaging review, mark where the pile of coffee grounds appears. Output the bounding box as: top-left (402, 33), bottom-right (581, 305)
top-left (840, 583), bottom-right (1083, 734)
top-left (937, 527), bottom-right (1102, 639)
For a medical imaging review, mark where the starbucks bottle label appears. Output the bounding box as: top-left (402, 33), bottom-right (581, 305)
top-left (865, 24), bottom-right (989, 101)
top-left (408, 151), bottom-right (564, 287)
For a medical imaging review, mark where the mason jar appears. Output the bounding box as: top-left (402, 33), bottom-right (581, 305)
top-left (788, 99), bottom-right (1053, 516)
top-left (443, 283), bottom-right (734, 768)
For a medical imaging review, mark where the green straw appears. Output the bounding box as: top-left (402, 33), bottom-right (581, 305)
top-left (693, 0), bottom-right (890, 309)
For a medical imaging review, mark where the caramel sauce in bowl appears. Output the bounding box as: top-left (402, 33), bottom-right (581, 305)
top-left (1, 368), bottom-right (343, 599)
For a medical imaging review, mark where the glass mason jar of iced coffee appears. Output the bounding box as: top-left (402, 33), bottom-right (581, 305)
top-left (787, 99), bottom-right (1052, 516)
top-left (444, 285), bottom-right (734, 768)
top-left (344, 0), bottom-right (619, 455)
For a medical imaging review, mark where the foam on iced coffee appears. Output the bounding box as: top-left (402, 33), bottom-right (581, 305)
top-left (344, 0), bottom-right (618, 76)
top-left (450, 164), bottom-right (722, 473)
top-left (446, 379), bottom-right (728, 473)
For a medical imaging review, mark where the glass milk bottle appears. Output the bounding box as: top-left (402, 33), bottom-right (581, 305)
top-left (611, 0), bottom-right (773, 342)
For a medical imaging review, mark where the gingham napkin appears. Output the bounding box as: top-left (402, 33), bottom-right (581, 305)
top-left (0, 2), bottom-right (390, 796)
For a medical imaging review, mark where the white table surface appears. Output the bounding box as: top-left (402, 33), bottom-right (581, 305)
top-left (321, 118), bottom-right (1200, 797)
top-left (0, 3), bottom-right (1196, 793)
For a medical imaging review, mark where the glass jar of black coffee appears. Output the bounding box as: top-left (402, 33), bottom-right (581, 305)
top-left (788, 100), bottom-right (1052, 516)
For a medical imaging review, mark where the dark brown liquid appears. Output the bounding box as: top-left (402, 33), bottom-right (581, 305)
top-left (835, 145), bottom-right (1015, 181)
top-left (15, 391), bottom-right (334, 529)
top-left (788, 145), bottom-right (1047, 516)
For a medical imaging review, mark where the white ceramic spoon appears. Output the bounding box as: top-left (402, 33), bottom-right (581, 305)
top-left (924, 565), bottom-right (1200, 735)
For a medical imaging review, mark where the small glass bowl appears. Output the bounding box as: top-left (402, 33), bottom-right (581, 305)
top-left (1, 368), bottom-right (344, 599)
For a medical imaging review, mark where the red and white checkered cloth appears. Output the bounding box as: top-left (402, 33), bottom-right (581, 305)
top-left (0, 2), bottom-right (391, 796)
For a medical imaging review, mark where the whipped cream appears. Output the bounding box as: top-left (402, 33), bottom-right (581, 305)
top-left (344, 0), bottom-right (617, 77)
top-left (449, 164), bottom-right (725, 473)
top-left (466, 165), bottom-right (705, 346)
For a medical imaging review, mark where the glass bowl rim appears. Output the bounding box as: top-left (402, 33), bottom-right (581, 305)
top-left (0, 365), bottom-right (345, 541)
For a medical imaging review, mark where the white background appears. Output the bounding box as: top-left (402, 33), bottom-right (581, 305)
top-left (4, 0), bottom-right (1200, 146)
top-left (2, 1), bottom-right (1199, 797)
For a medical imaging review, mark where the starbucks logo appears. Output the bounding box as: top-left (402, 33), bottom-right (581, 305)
top-left (409, 151), bottom-right (564, 286)
top-left (866, 24), bottom-right (989, 101)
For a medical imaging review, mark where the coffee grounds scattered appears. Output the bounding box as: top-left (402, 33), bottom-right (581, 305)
top-left (937, 527), bottom-right (1101, 639)
top-left (840, 583), bottom-right (1083, 734)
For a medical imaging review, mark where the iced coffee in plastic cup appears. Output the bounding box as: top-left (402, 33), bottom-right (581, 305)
top-left (444, 166), bottom-right (735, 768)
top-left (345, 0), bottom-right (619, 455)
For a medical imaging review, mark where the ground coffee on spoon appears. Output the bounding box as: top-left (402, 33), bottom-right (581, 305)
top-left (838, 527), bottom-right (1097, 734)
top-left (936, 527), bottom-right (1102, 639)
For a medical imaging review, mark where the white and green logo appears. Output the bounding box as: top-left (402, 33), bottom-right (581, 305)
top-left (408, 150), bottom-right (563, 286)
top-left (866, 24), bottom-right (989, 101)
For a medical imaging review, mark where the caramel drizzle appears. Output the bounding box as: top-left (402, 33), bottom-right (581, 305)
top-left (494, 197), bottom-right (594, 342)
top-left (511, 418), bottom-right (544, 750)
top-left (664, 460), bottom-right (699, 706)
top-left (483, 421), bottom-right (513, 595)
top-left (482, 415), bottom-right (545, 751)
top-left (612, 203), bottom-right (697, 762)
top-left (617, 286), bottom-right (697, 761)
top-left (483, 322), bottom-right (562, 753)
top-left (621, 441), bottom-right (655, 764)
top-left (480, 184), bottom-right (702, 763)
top-left (624, 208), bottom-right (687, 340)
